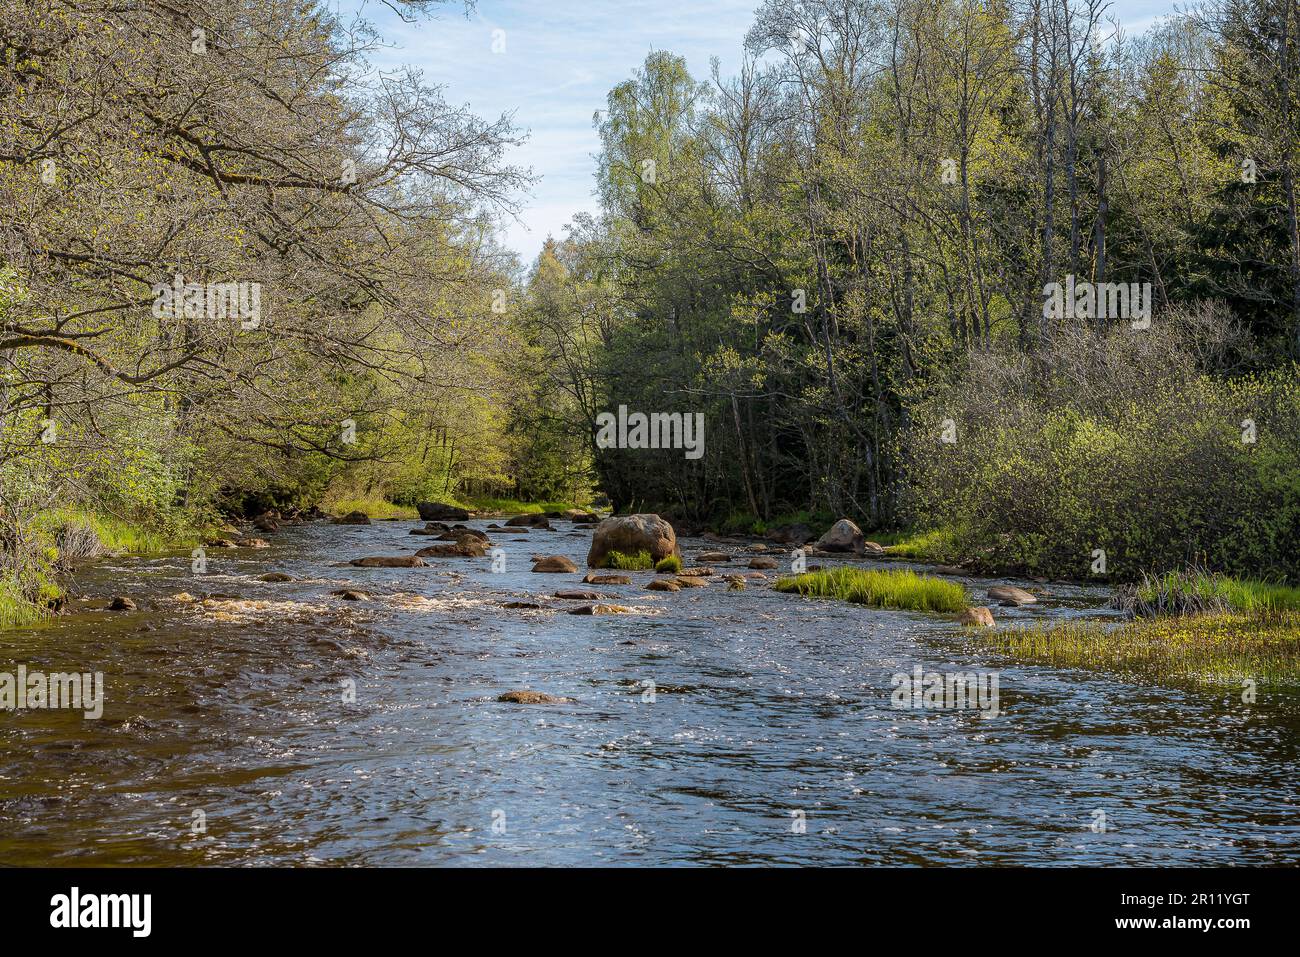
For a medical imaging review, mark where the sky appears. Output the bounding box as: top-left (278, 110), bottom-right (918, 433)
top-left (333, 0), bottom-right (1184, 269)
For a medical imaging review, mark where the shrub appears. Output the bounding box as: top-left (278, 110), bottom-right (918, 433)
top-left (654, 555), bottom-right (682, 573)
top-left (774, 566), bottom-right (968, 612)
top-left (899, 307), bottom-right (1300, 581)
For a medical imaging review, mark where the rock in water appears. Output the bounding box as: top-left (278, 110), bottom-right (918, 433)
top-left (532, 555), bottom-right (578, 573)
top-left (645, 579), bottom-right (680, 592)
top-left (349, 555), bottom-right (428, 567)
top-left (748, 557), bottom-right (779, 570)
top-left (583, 573), bottom-right (631, 585)
top-left (498, 690), bottom-right (574, 704)
top-left (568, 604), bottom-right (633, 615)
top-left (505, 514), bottom-right (551, 528)
top-left (331, 589), bottom-right (370, 601)
top-left (555, 590), bottom-right (601, 600)
top-left (258, 572), bottom-right (294, 582)
top-left (987, 585), bottom-right (1037, 605)
top-left (416, 541), bottom-right (486, 558)
top-left (586, 514), bottom-right (679, 568)
top-left (416, 501), bottom-right (470, 522)
top-left (332, 511), bottom-right (371, 525)
top-left (958, 606), bottom-right (996, 627)
top-left (816, 518), bottom-right (865, 553)
top-left (107, 596), bottom-right (136, 611)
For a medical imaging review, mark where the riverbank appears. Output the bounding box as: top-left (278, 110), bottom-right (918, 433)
top-left (3, 515), bottom-right (1296, 865)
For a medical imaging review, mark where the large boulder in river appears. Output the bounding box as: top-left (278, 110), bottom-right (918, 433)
top-left (816, 518), bottom-right (865, 554)
top-left (586, 514), bottom-right (679, 568)
top-left (417, 501), bottom-right (469, 522)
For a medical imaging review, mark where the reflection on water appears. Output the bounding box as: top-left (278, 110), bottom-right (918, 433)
top-left (1, 520), bottom-right (1297, 866)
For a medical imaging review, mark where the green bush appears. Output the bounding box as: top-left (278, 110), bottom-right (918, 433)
top-left (899, 310), bottom-right (1300, 581)
top-left (654, 555), bottom-right (682, 573)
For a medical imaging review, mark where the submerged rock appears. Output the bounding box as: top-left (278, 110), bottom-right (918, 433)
top-left (555, 589), bottom-right (601, 600)
top-left (502, 600), bottom-right (543, 609)
top-left (349, 555), bottom-right (428, 568)
top-left (586, 514), bottom-right (679, 568)
top-left (259, 572), bottom-right (294, 583)
top-left (107, 595), bottom-right (136, 611)
top-left (235, 537), bottom-right (270, 548)
top-left (332, 589), bottom-right (370, 601)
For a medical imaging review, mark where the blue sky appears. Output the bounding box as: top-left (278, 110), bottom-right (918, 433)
top-left (334, 0), bottom-right (1183, 268)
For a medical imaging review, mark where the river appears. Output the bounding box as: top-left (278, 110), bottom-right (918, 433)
top-left (1, 517), bottom-right (1297, 865)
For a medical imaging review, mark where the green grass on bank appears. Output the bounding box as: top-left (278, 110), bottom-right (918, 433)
top-left (991, 612), bottom-right (1300, 686)
top-left (32, 507), bottom-right (189, 556)
top-left (774, 566), bottom-right (968, 613)
top-left (321, 495), bottom-right (420, 520)
top-left (881, 527), bottom-right (961, 563)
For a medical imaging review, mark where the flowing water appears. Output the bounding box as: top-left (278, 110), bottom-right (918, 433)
top-left (1, 518), bottom-right (1297, 866)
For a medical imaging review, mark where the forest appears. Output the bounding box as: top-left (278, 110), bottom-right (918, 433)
top-left (1, 0), bottom-right (1299, 626)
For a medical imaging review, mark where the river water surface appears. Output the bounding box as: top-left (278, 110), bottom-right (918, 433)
top-left (1, 518), bottom-right (1297, 865)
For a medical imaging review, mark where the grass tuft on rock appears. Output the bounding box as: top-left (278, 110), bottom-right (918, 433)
top-left (774, 566), bottom-right (968, 613)
top-left (654, 555), bottom-right (682, 573)
top-left (602, 549), bottom-right (654, 570)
